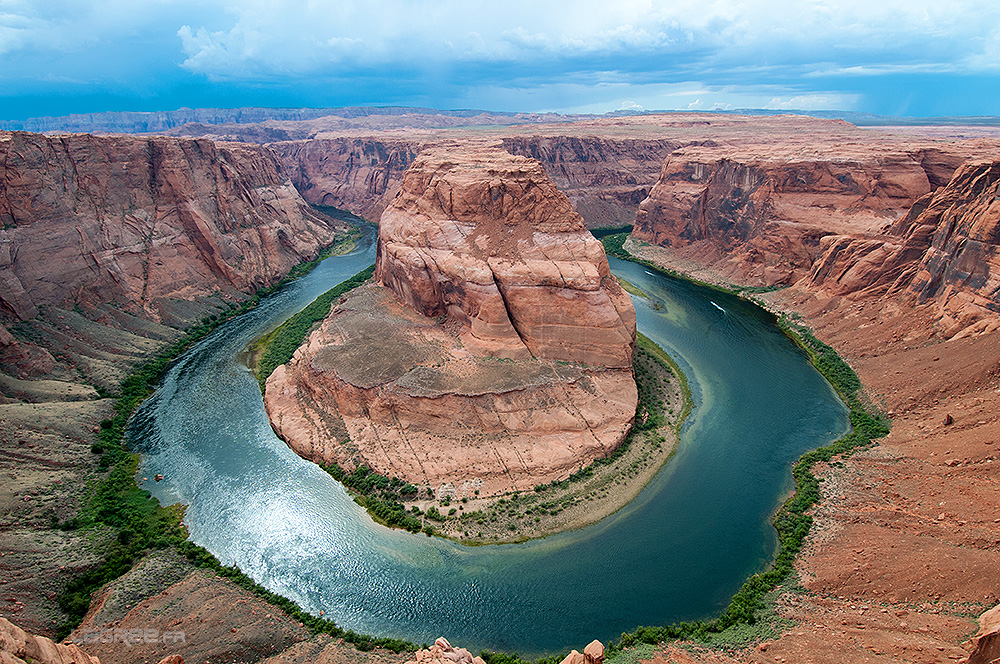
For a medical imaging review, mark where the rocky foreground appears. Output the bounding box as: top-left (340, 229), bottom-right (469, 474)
top-left (265, 147), bottom-right (637, 495)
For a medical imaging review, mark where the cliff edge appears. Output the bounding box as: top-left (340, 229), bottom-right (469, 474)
top-left (264, 147), bottom-right (637, 496)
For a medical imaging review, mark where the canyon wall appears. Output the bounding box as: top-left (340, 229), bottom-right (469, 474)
top-left (802, 160), bottom-right (1000, 337)
top-left (272, 135), bottom-right (677, 228)
top-left (631, 147), bottom-right (967, 287)
top-left (0, 132), bottom-right (346, 327)
top-left (271, 138), bottom-right (422, 222)
top-left (265, 147), bottom-right (637, 495)
top-left (501, 136), bottom-right (679, 228)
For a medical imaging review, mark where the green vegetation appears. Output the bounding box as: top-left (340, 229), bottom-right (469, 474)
top-left (251, 264), bottom-right (375, 388)
top-left (323, 462), bottom-right (425, 533)
top-left (528, 334), bottom-right (688, 499)
top-left (590, 224), bottom-right (634, 239)
top-left (602, 233), bottom-right (787, 297)
top-left (175, 540), bottom-right (414, 652)
top-left (615, 276), bottom-right (649, 299)
top-left (600, 232), bottom-right (631, 259)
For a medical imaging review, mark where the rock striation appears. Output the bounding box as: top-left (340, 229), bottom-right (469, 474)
top-left (967, 603), bottom-right (1000, 664)
top-left (273, 134), bottom-right (677, 228)
top-left (272, 137), bottom-right (422, 222)
top-left (802, 161), bottom-right (1000, 337)
top-left (631, 148), bottom-right (961, 287)
top-left (375, 148), bottom-right (636, 367)
top-left (0, 616), bottom-right (100, 664)
top-left (265, 148), bottom-right (637, 495)
top-left (502, 136), bottom-right (679, 228)
top-left (0, 131), bottom-right (345, 327)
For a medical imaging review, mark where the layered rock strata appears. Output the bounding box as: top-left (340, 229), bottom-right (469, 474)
top-left (271, 138), bottom-right (422, 222)
top-left (265, 148), bottom-right (637, 495)
top-left (0, 616), bottom-right (99, 664)
top-left (802, 161), bottom-right (1000, 337)
top-left (273, 134), bottom-right (677, 228)
top-left (631, 147), bottom-right (964, 287)
top-left (0, 132), bottom-right (345, 327)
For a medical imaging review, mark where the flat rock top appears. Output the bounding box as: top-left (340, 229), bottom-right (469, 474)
top-left (310, 284), bottom-right (585, 396)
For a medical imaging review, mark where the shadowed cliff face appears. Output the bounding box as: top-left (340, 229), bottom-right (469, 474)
top-left (502, 136), bottom-right (679, 228)
top-left (0, 132), bottom-right (344, 327)
top-left (265, 147), bottom-right (638, 495)
top-left (273, 135), bottom-right (678, 229)
top-left (631, 150), bottom-right (958, 287)
top-left (803, 161), bottom-right (1000, 337)
top-left (271, 137), bottom-right (422, 222)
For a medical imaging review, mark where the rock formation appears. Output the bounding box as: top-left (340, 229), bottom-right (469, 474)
top-left (802, 161), bottom-right (1000, 337)
top-left (502, 136), bottom-right (678, 228)
top-left (272, 137), bottom-right (422, 221)
top-left (273, 134), bottom-right (676, 228)
top-left (404, 638), bottom-right (603, 664)
top-left (375, 148), bottom-right (636, 366)
top-left (631, 147), bottom-right (962, 287)
top-left (967, 603), bottom-right (1000, 664)
top-left (0, 132), bottom-right (346, 327)
top-left (0, 616), bottom-right (99, 664)
top-left (265, 147), bottom-right (637, 495)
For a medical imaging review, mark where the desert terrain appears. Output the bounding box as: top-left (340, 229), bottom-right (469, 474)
top-left (2, 110), bottom-right (1000, 664)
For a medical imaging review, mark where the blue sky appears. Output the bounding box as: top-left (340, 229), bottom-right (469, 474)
top-left (1, 0), bottom-right (998, 119)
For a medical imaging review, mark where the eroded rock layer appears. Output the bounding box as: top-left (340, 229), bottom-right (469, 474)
top-left (631, 147), bottom-right (962, 287)
top-left (376, 147), bottom-right (636, 367)
top-left (802, 161), bottom-right (1000, 338)
top-left (0, 131), bottom-right (344, 326)
top-left (265, 148), bottom-right (637, 494)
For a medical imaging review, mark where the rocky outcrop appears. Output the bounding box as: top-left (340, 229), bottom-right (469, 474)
top-left (376, 148), bottom-right (635, 367)
top-left (632, 149), bottom-right (953, 287)
top-left (559, 640), bottom-right (605, 664)
top-left (271, 138), bottom-right (422, 221)
top-left (405, 638), bottom-right (485, 664)
top-left (502, 136), bottom-right (678, 228)
top-left (966, 603), bottom-right (1000, 664)
top-left (265, 148), bottom-right (637, 495)
top-left (802, 161), bottom-right (1000, 337)
top-left (405, 638), bottom-right (603, 664)
top-left (0, 132), bottom-right (346, 327)
top-left (0, 616), bottom-right (100, 664)
top-left (274, 135), bottom-right (677, 229)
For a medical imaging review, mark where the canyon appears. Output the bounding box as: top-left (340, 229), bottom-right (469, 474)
top-left (0, 131), bottom-right (351, 638)
top-left (264, 147), bottom-right (637, 496)
top-left (2, 111), bottom-right (1000, 664)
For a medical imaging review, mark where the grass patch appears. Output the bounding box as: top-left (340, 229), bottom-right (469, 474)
top-left (174, 540), bottom-right (415, 653)
top-left (251, 264), bottom-right (375, 389)
top-left (615, 276), bottom-right (649, 299)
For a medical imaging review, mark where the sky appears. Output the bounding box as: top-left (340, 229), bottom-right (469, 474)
top-left (1, 0), bottom-right (999, 120)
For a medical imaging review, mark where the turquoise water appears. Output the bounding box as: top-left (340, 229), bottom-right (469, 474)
top-left (130, 227), bottom-right (848, 655)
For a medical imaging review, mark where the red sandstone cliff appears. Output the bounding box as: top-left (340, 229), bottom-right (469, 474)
top-left (0, 132), bottom-right (345, 327)
top-left (802, 161), bottom-right (1000, 337)
top-left (271, 138), bottom-right (421, 222)
top-left (265, 147), bottom-right (637, 495)
top-left (376, 148), bottom-right (636, 366)
top-left (272, 135), bottom-right (676, 229)
top-left (631, 147), bottom-right (965, 287)
top-left (501, 136), bottom-right (678, 228)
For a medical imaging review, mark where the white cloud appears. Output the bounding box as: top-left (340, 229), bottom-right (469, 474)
top-left (161, 0), bottom-right (1000, 83)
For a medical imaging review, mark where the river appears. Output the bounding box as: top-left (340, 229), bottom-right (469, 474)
top-left (131, 225), bottom-right (848, 655)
